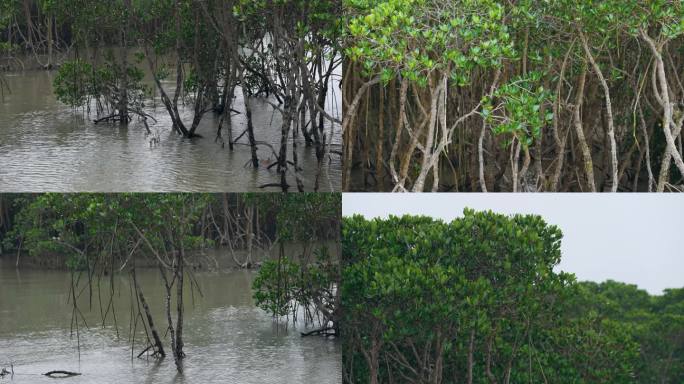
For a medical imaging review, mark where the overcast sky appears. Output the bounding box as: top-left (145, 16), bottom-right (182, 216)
top-left (343, 194), bottom-right (683, 294)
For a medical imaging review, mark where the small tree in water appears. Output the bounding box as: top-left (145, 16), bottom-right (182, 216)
top-left (253, 246), bottom-right (339, 335)
top-left (251, 193), bottom-right (341, 336)
top-left (53, 54), bottom-right (152, 128)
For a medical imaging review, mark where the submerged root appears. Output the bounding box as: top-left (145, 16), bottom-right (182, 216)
top-left (44, 370), bottom-right (82, 378)
top-left (300, 326), bottom-right (337, 337)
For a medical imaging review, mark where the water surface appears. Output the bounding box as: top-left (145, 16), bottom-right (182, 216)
top-left (0, 70), bottom-right (341, 192)
top-left (0, 263), bottom-right (341, 383)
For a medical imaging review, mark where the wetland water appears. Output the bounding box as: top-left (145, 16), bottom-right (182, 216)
top-left (0, 70), bottom-right (342, 192)
top-left (0, 263), bottom-right (341, 383)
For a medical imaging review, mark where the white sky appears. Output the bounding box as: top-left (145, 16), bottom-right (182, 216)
top-left (343, 194), bottom-right (684, 294)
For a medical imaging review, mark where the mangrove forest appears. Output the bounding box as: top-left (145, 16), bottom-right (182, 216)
top-left (342, 211), bottom-right (684, 383)
top-left (0, 0), bottom-right (343, 192)
top-left (0, 193), bottom-right (341, 382)
top-left (342, 0), bottom-right (684, 192)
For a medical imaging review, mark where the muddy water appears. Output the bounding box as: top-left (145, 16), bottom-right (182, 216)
top-left (0, 264), bottom-right (341, 383)
top-left (0, 70), bottom-right (341, 192)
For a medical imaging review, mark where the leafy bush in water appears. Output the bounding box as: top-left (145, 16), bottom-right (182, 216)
top-left (53, 59), bottom-right (93, 107)
top-left (253, 257), bottom-right (301, 317)
top-left (253, 246), bottom-right (338, 326)
top-left (53, 55), bottom-right (149, 112)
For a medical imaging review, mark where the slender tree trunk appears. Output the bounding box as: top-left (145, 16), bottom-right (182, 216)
top-left (173, 241), bottom-right (185, 372)
top-left (278, 94), bottom-right (293, 191)
top-left (160, 265), bottom-right (176, 356)
top-left (246, 205), bottom-right (254, 267)
top-left (413, 77), bottom-right (442, 192)
top-left (640, 31), bottom-right (684, 191)
top-left (572, 64), bottom-right (596, 192)
top-left (242, 84), bottom-right (259, 167)
top-left (375, 86), bottom-right (386, 191)
top-left (638, 105), bottom-right (654, 191)
top-left (342, 75), bottom-right (382, 190)
top-left (46, 12), bottom-right (53, 69)
top-left (23, 0), bottom-right (34, 49)
top-left (467, 329), bottom-right (475, 384)
top-left (132, 267), bottom-right (165, 357)
top-left (579, 29), bottom-right (618, 192)
top-left (389, 79), bottom-right (408, 188)
top-left (550, 42), bottom-right (574, 191)
top-left (118, 28), bottom-right (129, 123)
top-left (479, 69), bottom-right (501, 192)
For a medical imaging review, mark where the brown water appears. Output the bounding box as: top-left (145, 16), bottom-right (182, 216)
top-left (0, 263), bottom-right (341, 383)
top-left (0, 70), bottom-right (342, 192)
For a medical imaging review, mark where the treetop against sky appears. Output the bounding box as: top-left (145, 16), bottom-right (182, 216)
top-left (343, 193), bottom-right (684, 294)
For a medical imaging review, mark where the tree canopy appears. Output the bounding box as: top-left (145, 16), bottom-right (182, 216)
top-left (341, 211), bottom-right (683, 383)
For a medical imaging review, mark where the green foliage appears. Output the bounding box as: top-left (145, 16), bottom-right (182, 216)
top-left (0, 41), bottom-right (19, 54)
top-left (53, 54), bottom-right (149, 111)
top-left (345, 0), bottom-right (514, 84)
top-left (253, 257), bottom-right (301, 317)
top-left (3, 193), bottom-right (211, 269)
top-left (3, 193), bottom-right (341, 272)
top-left (234, 0), bottom-right (342, 41)
top-left (535, 313), bottom-right (639, 383)
top-left (253, 246), bottom-right (339, 326)
top-left (574, 281), bottom-right (684, 383)
top-left (53, 59), bottom-right (93, 107)
top-left (52, 54), bottom-right (148, 111)
top-left (482, 71), bottom-right (553, 148)
top-left (241, 55), bottom-right (272, 96)
top-left (50, 0), bottom-right (132, 46)
top-left (248, 193), bottom-right (341, 242)
top-left (341, 211), bottom-right (678, 383)
top-left (345, 0), bottom-right (683, 84)
top-left (0, 0), bottom-right (18, 30)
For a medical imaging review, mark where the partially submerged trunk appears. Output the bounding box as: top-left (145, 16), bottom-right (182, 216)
top-left (173, 242), bottom-right (185, 372)
top-left (132, 267), bottom-right (165, 358)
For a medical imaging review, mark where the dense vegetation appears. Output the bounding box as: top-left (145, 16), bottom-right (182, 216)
top-left (0, 193), bottom-right (341, 373)
top-left (0, 0), bottom-right (343, 191)
top-left (342, 212), bottom-right (683, 383)
top-left (342, 0), bottom-right (684, 192)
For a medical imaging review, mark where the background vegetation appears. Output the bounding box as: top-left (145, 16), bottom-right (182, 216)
top-left (342, 212), bottom-right (683, 383)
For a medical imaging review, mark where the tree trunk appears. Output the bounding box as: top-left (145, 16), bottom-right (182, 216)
top-left (246, 205), bottom-right (254, 267)
top-left (375, 86), bottom-right (385, 191)
top-left (173, 242), bottom-right (185, 372)
top-left (23, 0), bottom-right (34, 49)
top-left (278, 95), bottom-right (293, 191)
top-left (572, 64), bottom-right (596, 192)
top-left (579, 29), bottom-right (618, 192)
top-left (467, 329), bottom-right (475, 384)
top-left (118, 29), bottom-right (128, 123)
top-left (132, 267), bottom-right (165, 357)
top-left (46, 12), bottom-right (53, 69)
top-left (640, 30), bottom-right (684, 191)
top-left (242, 85), bottom-right (259, 167)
